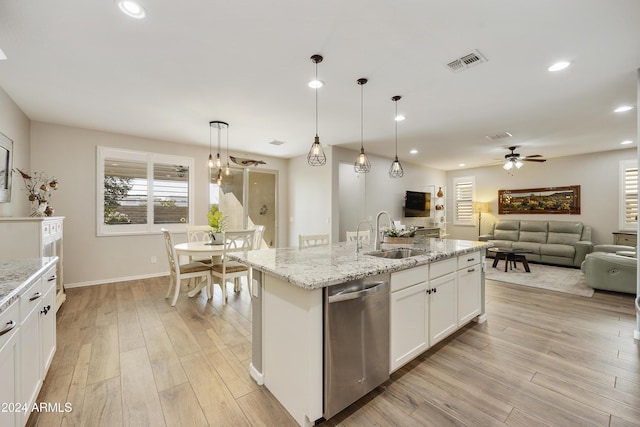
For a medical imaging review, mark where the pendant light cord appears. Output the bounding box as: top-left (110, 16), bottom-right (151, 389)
top-left (315, 61), bottom-right (319, 136)
top-left (394, 100), bottom-right (398, 157)
top-left (360, 83), bottom-right (364, 150)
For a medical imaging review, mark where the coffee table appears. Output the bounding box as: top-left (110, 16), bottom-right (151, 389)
top-left (488, 247), bottom-right (532, 272)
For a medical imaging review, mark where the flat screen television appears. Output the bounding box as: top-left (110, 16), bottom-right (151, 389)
top-left (404, 190), bottom-right (431, 217)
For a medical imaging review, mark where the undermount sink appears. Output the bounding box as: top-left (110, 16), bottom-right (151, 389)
top-left (365, 248), bottom-right (428, 259)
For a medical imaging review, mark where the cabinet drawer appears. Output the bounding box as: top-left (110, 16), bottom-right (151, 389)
top-left (391, 265), bottom-right (428, 292)
top-left (458, 251), bottom-right (481, 269)
top-left (41, 266), bottom-right (57, 294)
top-left (20, 278), bottom-right (43, 322)
top-left (429, 257), bottom-right (457, 280)
top-left (0, 301), bottom-right (19, 351)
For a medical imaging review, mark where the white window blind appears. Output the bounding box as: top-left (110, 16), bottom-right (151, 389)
top-left (97, 147), bottom-right (194, 236)
top-left (620, 160), bottom-right (638, 231)
top-left (454, 176), bottom-right (475, 225)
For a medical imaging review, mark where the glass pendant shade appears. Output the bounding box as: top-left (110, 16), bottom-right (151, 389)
top-left (354, 78), bottom-right (371, 173)
top-left (308, 54), bottom-right (327, 166)
top-left (503, 160), bottom-right (513, 170)
top-left (209, 120), bottom-right (229, 182)
top-left (308, 135), bottom-right (326, 166)
top-left (208, 154), bottom-right (214, 168)
top-left (389, 95), bottom-right (404, 178)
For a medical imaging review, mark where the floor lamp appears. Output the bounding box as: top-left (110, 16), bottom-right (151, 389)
top-left (473, 202), bottom-right (489, 239)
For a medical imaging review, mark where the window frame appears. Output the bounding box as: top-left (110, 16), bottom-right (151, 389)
top-left (97, 146), bottom-right (195, 236)
top-left (453, 176), bottom-right (476, 226)
top-left (619, 159), bottom-right (638, 232)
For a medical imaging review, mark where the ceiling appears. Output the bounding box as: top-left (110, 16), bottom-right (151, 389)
top-left (0, 0), bottom-right (638, 171)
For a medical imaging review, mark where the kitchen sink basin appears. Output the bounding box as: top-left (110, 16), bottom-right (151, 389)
top-left (365, 248), bottom-right (428, 259)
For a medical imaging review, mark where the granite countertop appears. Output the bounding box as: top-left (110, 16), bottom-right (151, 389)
top-left (0, 257), bottom-right (58, 314)
top-left (228, 238), bottom-right (492, 289)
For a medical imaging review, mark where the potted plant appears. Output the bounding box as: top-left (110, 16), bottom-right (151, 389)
top-left (207, 204), bottom-right (227, 243)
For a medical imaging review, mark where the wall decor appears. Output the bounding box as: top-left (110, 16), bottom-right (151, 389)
top-left (0, 132), bottom-right (12, 203)
top-left (498, 185), bottom-right (580, 214)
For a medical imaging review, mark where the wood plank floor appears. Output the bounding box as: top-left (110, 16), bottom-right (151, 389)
top-left (27, 276), bottom-right (639, 427)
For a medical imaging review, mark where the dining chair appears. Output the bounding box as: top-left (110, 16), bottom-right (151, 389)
top-left (186, 225), bottom-right (218, 264)
top-left (211, 229), bottom-right (255, 303)
top-left (346, 230), bottom-right (370, 244)
top-left (253, 225), bottom-right (266, 249)
top-left (161, 228), bottom-right (214, 306)
top-left (299, 233), bottom-right (329, 248)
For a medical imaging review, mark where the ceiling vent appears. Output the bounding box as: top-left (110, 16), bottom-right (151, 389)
top-left (446, 49), bottom-right (487, 73)
top-left (485, 132), bottom-right (512, 141)
top-left (269, 140), bottom-right (286, 146)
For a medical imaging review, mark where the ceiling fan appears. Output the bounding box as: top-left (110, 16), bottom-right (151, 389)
top-left (502, 146), bottom-right (546, 170)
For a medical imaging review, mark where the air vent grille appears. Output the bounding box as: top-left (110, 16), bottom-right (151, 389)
top-left (269, 140), bottom-right (286, 146)
top-left (446, 49), bottom-right (487, 73)
top-left (485, 132), bottom-right (513, 141)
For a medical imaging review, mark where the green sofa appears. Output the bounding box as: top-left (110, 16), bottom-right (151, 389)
top-left (479, 219), bottom-right (593, 267)
top-left (580, 245), bottom-right (637, 294)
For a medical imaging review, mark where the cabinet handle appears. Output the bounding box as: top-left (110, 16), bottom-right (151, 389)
top-left (426, 289), bottom-right (431, 294)
top-left (467, 268), bottom-right (475, 272)
top-left (47, 275), bottom-right (57, 282)
top-left (41, 305), bottom-right (52, 315)
top-left (0, 320), bottom-right (16, 336)
top-left (29, 292), bottom-right (42, 301)
top-left (467, 258), bottom-right (475, 262)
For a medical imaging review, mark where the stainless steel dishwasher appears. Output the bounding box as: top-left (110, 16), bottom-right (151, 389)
top-left (324, 273), bottom-right (390, 419)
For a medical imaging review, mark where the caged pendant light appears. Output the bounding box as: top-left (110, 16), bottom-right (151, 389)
top-left (354, 78), bottom-right (371, 173)
top-left (307, 54), bottom-right (327, 166)
top-left (209, 120), bottom-right (228, 182)
top-left (389, 95), bottom-right (404, 178)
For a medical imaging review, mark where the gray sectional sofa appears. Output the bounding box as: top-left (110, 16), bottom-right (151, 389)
top-left (479, 219), bottom-right (593, 267)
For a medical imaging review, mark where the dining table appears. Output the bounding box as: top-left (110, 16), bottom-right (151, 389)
top-left (174, 241), bottom-right (225, 298)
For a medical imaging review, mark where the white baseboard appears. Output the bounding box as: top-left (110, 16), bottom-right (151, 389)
top-left (65, 272), bottom-right (168, 288)
top-left (474, 313), bottom-right (488, 324)
top-left (250, 363), bottom-right (264, 385)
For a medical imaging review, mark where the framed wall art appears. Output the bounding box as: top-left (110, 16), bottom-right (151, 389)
top-left (498, 185), bottom-right (580, 214)
top-left (0, 132), bottom-right (12, 203)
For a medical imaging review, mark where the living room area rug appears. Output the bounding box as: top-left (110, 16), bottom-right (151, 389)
top-left (485, 262), bottom-right (594, 297)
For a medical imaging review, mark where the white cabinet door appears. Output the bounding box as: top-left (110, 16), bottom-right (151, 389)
top-left (40, 279), bottom-right (57, 376)
top-left (390, 281), bottom-right (429, 372)
top-left (20, 305), bottom-right (41, 421)
top-left (457, 264), bottom-right (481, 325)
top-left (0, 303), bottom-right (20, 427)
top-left (429, 272), bottom-right (457, 345)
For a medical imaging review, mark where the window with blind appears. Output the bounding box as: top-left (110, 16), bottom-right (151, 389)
top-left (619, 159), bottom-right (638, 231)
top-left (453, 176), bottom-right (475, 225)
top-left (97, 147), bottom-right (194, 235)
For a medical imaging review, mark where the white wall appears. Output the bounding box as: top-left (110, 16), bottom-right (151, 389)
top-left (446, 148), bottom-right (637, 244)
top-left (330, 146), bottom-right (446, 242)
top-left (30, 121), bottom-right (289, 286)
top-left (0, 86), bottom-right (31, 217)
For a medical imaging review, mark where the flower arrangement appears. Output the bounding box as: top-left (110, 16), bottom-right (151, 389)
top-left (384, 226), bottom-right (417, 238)
top-left (14, 168), bottom-right (58, 216)
top-left (207, 204), bottom-right (227, 232)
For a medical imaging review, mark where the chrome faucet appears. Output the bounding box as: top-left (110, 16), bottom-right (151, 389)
top-left (374, 211), bottom-right (395, 250)
top-left (355, 220), bottom-right (373, 254)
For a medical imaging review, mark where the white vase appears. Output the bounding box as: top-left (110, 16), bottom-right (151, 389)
top-left (209, 231), bottom-right (224, 244)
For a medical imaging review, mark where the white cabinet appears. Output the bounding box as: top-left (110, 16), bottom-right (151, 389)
top-left (390, 266), bottom-right (429, 372)
top-left (457, 257), bottom-right (482, 325)
top-left (0, 217), bottom-right (65, 312)
top-left (0, 262), bottom-right (57, 427)
top-left (390, 251), bottom-right (483, 373)
top-left (0, 301), bottom-right (20, 427)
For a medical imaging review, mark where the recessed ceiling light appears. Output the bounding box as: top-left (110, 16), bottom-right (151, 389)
top-left (394, 115), bottom-right (406, 121)
top-left (117, 0), bottom-right (146, 19)
top-left (0, 48), bottom-right (6, 60)
top-left (308, 80), bottom-right (323, 89)
top-left (614, 105), bottom-right (634, 113)
top-left (458, 163), bottom-right (466, 167)
top-left (621, 140), bottom-right (634, 145)
top-left (409, 149), bottom-right (418, 154)
top-left (548, 61), bottom-right (570, 72)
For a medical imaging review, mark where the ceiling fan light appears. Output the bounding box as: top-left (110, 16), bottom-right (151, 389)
top-left (503, 161), bottom-right (513, 170)
top-left (515, 160), bottom-right (523, 169)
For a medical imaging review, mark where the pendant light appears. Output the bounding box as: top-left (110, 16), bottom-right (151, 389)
top-left (388, 95), bottom-right (404, 178)
top-left (225, 125), bottom-right (231, 176)
top-left (354, 78), bottom-right (371, 173)
top-left (209, 120), bottom-right (228, 183)
top-left (208, 122), bottom-right (214, 168)
top-left (307, 54), bottom-right (326, 166)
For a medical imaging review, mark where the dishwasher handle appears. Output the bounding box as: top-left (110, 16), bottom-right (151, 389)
top-left (327, 281), bottom-right (387, 303)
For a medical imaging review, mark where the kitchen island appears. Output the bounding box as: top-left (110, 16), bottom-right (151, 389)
top-left (230, 238), bottom-right (491, 427)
